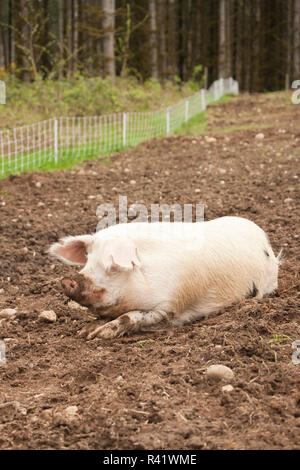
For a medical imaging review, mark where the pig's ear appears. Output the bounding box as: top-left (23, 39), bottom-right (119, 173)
top-left (48, 235), bottom-right (94, 266)
top-left (101, 238), bottom-right (141, 273)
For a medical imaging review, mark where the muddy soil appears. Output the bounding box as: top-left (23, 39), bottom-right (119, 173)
top-left (0, 91), bottom-right (299, 450)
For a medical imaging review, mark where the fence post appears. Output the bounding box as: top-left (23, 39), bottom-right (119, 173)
top-left (185, 100), bottom-right (189, 122)
top-left (201, 89), bottom-right (206, 110)
top-left (220, 78), bottom-right (224, 97)
top-left (54, 118), bottom-right (58, 164)
top-left (122, 112), bottom-right (127, 147)
top-left (166, 107), bottom-right (170, 136)
top-left (214, 81), bottom-right (218, 101)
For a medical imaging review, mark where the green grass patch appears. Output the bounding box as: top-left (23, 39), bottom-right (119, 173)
top-left (175, 111), bottom-right (207, 136)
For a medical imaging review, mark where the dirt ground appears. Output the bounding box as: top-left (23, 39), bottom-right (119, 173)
top-left (0, 91), bottom-right (299, 450)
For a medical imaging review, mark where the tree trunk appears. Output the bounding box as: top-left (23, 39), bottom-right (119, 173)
top-left (293, 0), bottom-right (300, 80)
top-left (157, 0), bottom-right (166, 81)
top-left (73, 0), bottom-right (79, 73)
top-left (0, 1), bottom-right (6, 68)
top-left (149, 0), bottom-right (158, 78)
top-left (58, 0), bottom-right (64, 79)
top-left (167, 0), bottom-right (177, 79)
top-left (20, 0), bottom-right (31, 82)
top-left (102, 0), bottom-right (115, 80)
top-left (67, 0), bottom-right (73, 78)
top-left (218, 0), bottom-right (226, 78)
top-left (252, 0), bottom-right (260, 91)
top-left (286, 0), bottom-right (292, 88)
top-left (225, 0), bottom-right (231, 77)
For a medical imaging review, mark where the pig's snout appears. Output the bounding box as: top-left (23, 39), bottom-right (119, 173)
top-left (61, 277), bottom-right (80, 298)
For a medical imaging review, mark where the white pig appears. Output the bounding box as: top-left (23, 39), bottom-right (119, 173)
top-left (49, 216), bottom-right (280, 339)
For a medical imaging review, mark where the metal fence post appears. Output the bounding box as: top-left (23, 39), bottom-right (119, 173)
top-left (185, 100), bottom-right (189, 122)
top-left (123, 112), bottom-right (127, 147)
top-left (54, 118), bottom-right (58, 164)
top-left (166, 107), bottom-right (170, 136)
top-left (214, 81), bottom-right (218, 101)
top-left (201, 89), bottom-right (206, 110)
top-left (220, 78), bottom-right (224, 97)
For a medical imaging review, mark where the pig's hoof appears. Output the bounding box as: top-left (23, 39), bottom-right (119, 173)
top-left (78, 320), bottom-right (103, 338)
top-left (87, 322), bottom-right (123, 340)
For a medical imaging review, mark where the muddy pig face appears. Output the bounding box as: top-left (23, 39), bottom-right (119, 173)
top-left (49, 235), bottom-right (141, 317)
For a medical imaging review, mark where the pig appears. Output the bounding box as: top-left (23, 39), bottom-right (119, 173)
top-left (49, 216), bottom-right (281, 340)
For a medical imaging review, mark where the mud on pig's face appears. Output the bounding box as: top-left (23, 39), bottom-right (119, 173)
top-left (49, 234), bottom-right (141, 317)
top-left (61, 274), bottom-right (106, 308)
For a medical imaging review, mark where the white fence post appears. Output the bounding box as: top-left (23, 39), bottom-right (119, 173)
top-left (0, 81), bottom-right (6, 105)
top-left (122, 112), bottom-right (127, 147)
top-left (166, 107), bottom-right (170, 136)
top-left (54, 118), bottom-right (58, 164)
top-left (214, 81), bottom-right (218, 101)
top-left (220, 78), bottom-right (224, 97)
top-left (185, 100), bottom-right (189, 122)
top-left (201, 89), bottom-right (206, 110)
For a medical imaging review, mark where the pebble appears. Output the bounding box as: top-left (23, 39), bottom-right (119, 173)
top-left (255, 133), bottom-right (265, 140)
top-left (130, 180), bottom-right (136, 185)
top-left (221, 384), bottom-right (234, 393)
top-left (65, 405), bottom-right (78, 418)
top-left (205, 136), bottom-right (217, 143)
top-left (38, 310), bottom-right (57, 323)
top-left (0, 308), bottom-right (17, 318)
top-left (68, 300), bottom-right (87, 311)
top-left (206, 364), bottom-right (234, 382)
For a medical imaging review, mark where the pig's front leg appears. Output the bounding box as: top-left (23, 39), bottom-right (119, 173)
top-left (80, 310), bottom-right (174, 340)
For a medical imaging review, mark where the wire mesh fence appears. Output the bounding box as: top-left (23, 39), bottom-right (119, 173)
top-left (0, 77), bottom-right (238, 178)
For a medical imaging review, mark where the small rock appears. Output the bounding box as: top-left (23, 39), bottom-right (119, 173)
top-left (115, 375), bottom-right (124, 383)
top-left (38, 310), bottom-right (57, 323)
top-left (37, 202), bottom-right (45, 207)
top-left (0, 308), bottom-right (17, 318)
top-left (206, 364), bottom-right (234, 382)
top-left (130, 180), bottom-right (136, 185)
top-left (205, 136), bottom-right (217, 143)
top-left (221, 384), bottom-right (234, 393)
top-left (255, 133), bottom-right (265, 140)
top-left (68, 300), bottom-right (87, 311)
top-left (195, 189), bottom-right (201, 193)
top-left (65, 405), bottom-right (78, 419)
top-left (284, 198), bottom-right (293, 203)
top-left (35, 182), bottom-right (42, 188)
